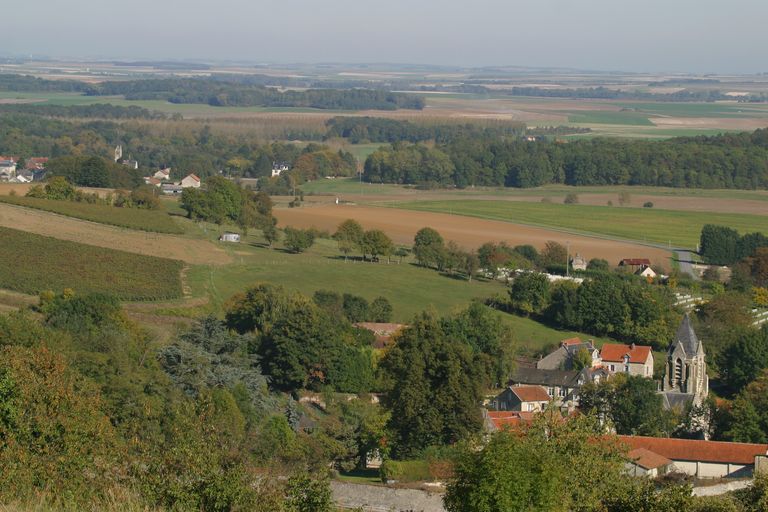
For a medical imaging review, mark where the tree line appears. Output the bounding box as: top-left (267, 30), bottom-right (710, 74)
top-left (0, 73), bottom-right (426, 110)
top-left (364, 129), bottom-right (768, 189)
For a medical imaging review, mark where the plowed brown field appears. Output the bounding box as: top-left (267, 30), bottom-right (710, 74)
top-left (274, 204), bottom-right (672, 268)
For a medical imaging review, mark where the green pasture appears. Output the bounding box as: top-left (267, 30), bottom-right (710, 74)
top-left (388, 199), bottom-right (768, 248)
top-left (567, 111), bottom-right (655, 126)
top-left (301, 177), bottom-right (768, 203)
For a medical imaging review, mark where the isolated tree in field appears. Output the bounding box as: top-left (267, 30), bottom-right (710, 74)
top-left (262, 222), bottom-right (279, 247)
top-left (413, 227), bottom-right (446, 269)
top-left (563, 192), bottom-right (579, 204)
top-left (334, 219), bottom-right (364, 261)
top-left (283, 227), bottom-right (315, 253)
top-left (618, 191), bottom-right (631, 206)
top-left (42, 176), bottom-right (76, 201)
top-left (363, 229), bottom-right (394, 262)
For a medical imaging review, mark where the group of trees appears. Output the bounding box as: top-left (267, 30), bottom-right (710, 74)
top-left (700, 224), bottom-right (768, 265)
top-left (379, 303), bottom-right (515, 458)
top-left (26, 176), bottom-right (162, 210)
top-left (324, 116), bottom-right (524, 144)
top-left (334, 219), bottom-right (397, 262)
top-left (180, 176), bottom-right (276, 234)
top-left (364, 129), bottom-right (768, 189)
top-left (45, 154), bottom-right (144, 188)
top-left (0, 291), bottom-right (338, 510)
top-left (412, 227), bottom-right (480, 280)
top-left (313, 290), bottom-right (393, 323)
top-left (223, 283), bottom-right (377, 393)
top-left (510, 272), bottom-right (680, 348)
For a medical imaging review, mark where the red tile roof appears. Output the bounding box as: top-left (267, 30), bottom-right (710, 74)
top-left (600, 343), bottom-right (652, 364)
top-left (561, 337), bottom-right (582, 346)
top-left (185, 173), bottom-right (200, 182)
top-left (620, 258), bottom-right (651, 266)
top-left (510, 385), bottom-right (551, 403)
top-left (618, 436), bottom-right (768, 465)
top-left (487, 411), bottom-right (535, 430)
top-left (627, 448), bottom-right (672, 470)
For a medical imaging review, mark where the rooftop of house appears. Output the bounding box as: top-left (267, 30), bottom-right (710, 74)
top-left (620, 258), bottom-right (651, 266)
top-left (184, 173), bottom-right (201, 182)
top-left (600, 343), bottom-right (652, 364)
top-left (627, 447), bottom-right (673, 470)
top-left (510, 385), bottom-right (551, 403)
top-left (486, 410), bottom-right (536, 430)
top-left (618, 435), bottom-right (768, 465)
top-left (511, 367), bottom-right (579, 387)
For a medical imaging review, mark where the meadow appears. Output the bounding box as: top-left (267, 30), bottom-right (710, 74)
top-left (0, 226), bottom-right (183, 300)
top-left (0, 196), bottom-right (185, 234)
top-left (388, 199), bottom-right (768, 248)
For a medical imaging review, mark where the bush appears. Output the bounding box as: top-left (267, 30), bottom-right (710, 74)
top-left (379, 459), bottom-right (432, 483)
top-left (643, 201), bottom-right (654, 208)
top-left (564, 193), bottom-right (579, 204)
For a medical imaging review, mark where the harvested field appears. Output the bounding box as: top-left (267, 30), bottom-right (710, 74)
top-left (0, 202), bottom-right (232, 265)
top-left (274, 204), bottom-right (672, 268)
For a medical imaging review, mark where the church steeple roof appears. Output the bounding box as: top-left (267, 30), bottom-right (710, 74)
top-left (672, 314), bottom-right (701, 357)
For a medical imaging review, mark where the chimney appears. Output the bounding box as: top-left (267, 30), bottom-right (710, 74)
top-left (630, 343), bottom-right (636, 350)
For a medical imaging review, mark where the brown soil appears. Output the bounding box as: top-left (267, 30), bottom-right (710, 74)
top-left (0, 203), bottom-right (232, 265)
top-left (274, 204), bottom-right (672, 268)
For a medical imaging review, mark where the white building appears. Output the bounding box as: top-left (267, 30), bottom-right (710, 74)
top-left (219, 233), bottom-right (241, 243)
top-left (181, 174), bottom-right (201, 188)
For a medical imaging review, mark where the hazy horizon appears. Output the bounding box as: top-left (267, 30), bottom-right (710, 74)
top-left (5, 0), bottom-right (768, 74)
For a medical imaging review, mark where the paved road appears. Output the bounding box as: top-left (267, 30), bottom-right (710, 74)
top-left (675, 250), bottom-right (701, 281)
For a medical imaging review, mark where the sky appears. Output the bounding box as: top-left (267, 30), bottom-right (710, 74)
top-left (4, 0), bottom-right (768, 73)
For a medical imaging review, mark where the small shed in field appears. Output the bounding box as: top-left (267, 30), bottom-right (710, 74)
top-left (219, 233), bottom-right (241, 243)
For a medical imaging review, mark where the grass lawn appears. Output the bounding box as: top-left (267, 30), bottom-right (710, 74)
top-left (388, 199), bottom-right (768, 248)
top-left (0, 196), bottom-right (184, 234)
top-left (336, 469), bottom-right (382, 486)
top-left (567, 111), bottom-right (655, 126)
top-left (0, 226), bottom-right (183, 300)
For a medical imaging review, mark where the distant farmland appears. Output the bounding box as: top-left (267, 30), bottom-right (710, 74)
top-left (388, 200), bottom-right (768, 249)
top-left (0, 227), bottom-right (183, 300)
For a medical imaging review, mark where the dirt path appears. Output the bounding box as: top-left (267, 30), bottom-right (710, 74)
top-left (0, 203), bottom-right (232, 265)
top-left (275, 204), bottom-right (672, 268)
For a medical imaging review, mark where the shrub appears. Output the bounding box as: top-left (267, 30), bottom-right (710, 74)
top-left (643, 201), bottom-right (654, 208)
top-left (379, 459), bottom-right (432, 483)
top-left (564, 193), bottom-right (579, 204)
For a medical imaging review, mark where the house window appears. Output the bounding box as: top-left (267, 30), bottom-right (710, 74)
top-left (548, 387), bottom-right (555, 396)
top-left (559, 387), bottom-right (567, 397)
top-left (624, 365), bottom-right (630, 373)
top-left (609, 364), bottom-right (615, 372)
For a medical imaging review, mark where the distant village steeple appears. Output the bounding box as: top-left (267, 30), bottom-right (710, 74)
top-left (661, 314), bottom-right (708, 408)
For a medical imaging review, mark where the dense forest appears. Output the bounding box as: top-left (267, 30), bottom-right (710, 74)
top-left (364, 129), bottom-right (768, 189)
top-left (0, 73), bottom-right (426, 110)
top-left (0, 103), bottom-right (170, 119)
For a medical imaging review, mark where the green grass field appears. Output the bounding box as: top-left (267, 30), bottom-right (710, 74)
top-left (302, 177), bottom-right (768, 203)
top-left (389, 200), bottom-right (768, 248)
top-left (567, 111), bottom-right (654, 126)
top-left (0, 226), bottom-right (183, 300)
top-left (0, 196), bottom-right (184, 234)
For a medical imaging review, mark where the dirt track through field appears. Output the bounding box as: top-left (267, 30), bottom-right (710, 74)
top-left (275, 204), bottom-right (672, 267)
top-left (0, 203), bottom-right (232, 265)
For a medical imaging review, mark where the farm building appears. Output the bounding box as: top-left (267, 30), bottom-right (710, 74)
top-left (625, 448), bottom-right (673, 478)
top-left (154, 168), bottom-right (171, 180)
top-left (161, 184), bottom-right (184, 195)
top-left (272, 162), bottom-right (290, 177)
top-left (491, 385), bottom-right (551, 413)
top-left (619, 258), bottom-right (651, 270)
top-left (219, 233), bottom-right (241, 243)
top-left (636, 265), bottom-right (657, 279)
top-left (618, 435), bottom-right (768, 479)
top-left (181, 174), bottom-right (201, 188)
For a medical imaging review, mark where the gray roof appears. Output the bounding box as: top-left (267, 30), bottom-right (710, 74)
top-left (510, 367), bottom-right (579, 387)
top-left (671, 314), bottom-right (701, 357)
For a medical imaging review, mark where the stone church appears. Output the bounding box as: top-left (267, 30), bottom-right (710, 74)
top-left (661, 314), bottom-right (709, 409)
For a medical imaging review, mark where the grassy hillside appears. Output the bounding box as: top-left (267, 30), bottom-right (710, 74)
top-left (0, 196), bottom-right (184, 234)
top-left (389, 200), bottom-right (768, 248)
top-left (0, 226), bottom-right (183, 300)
